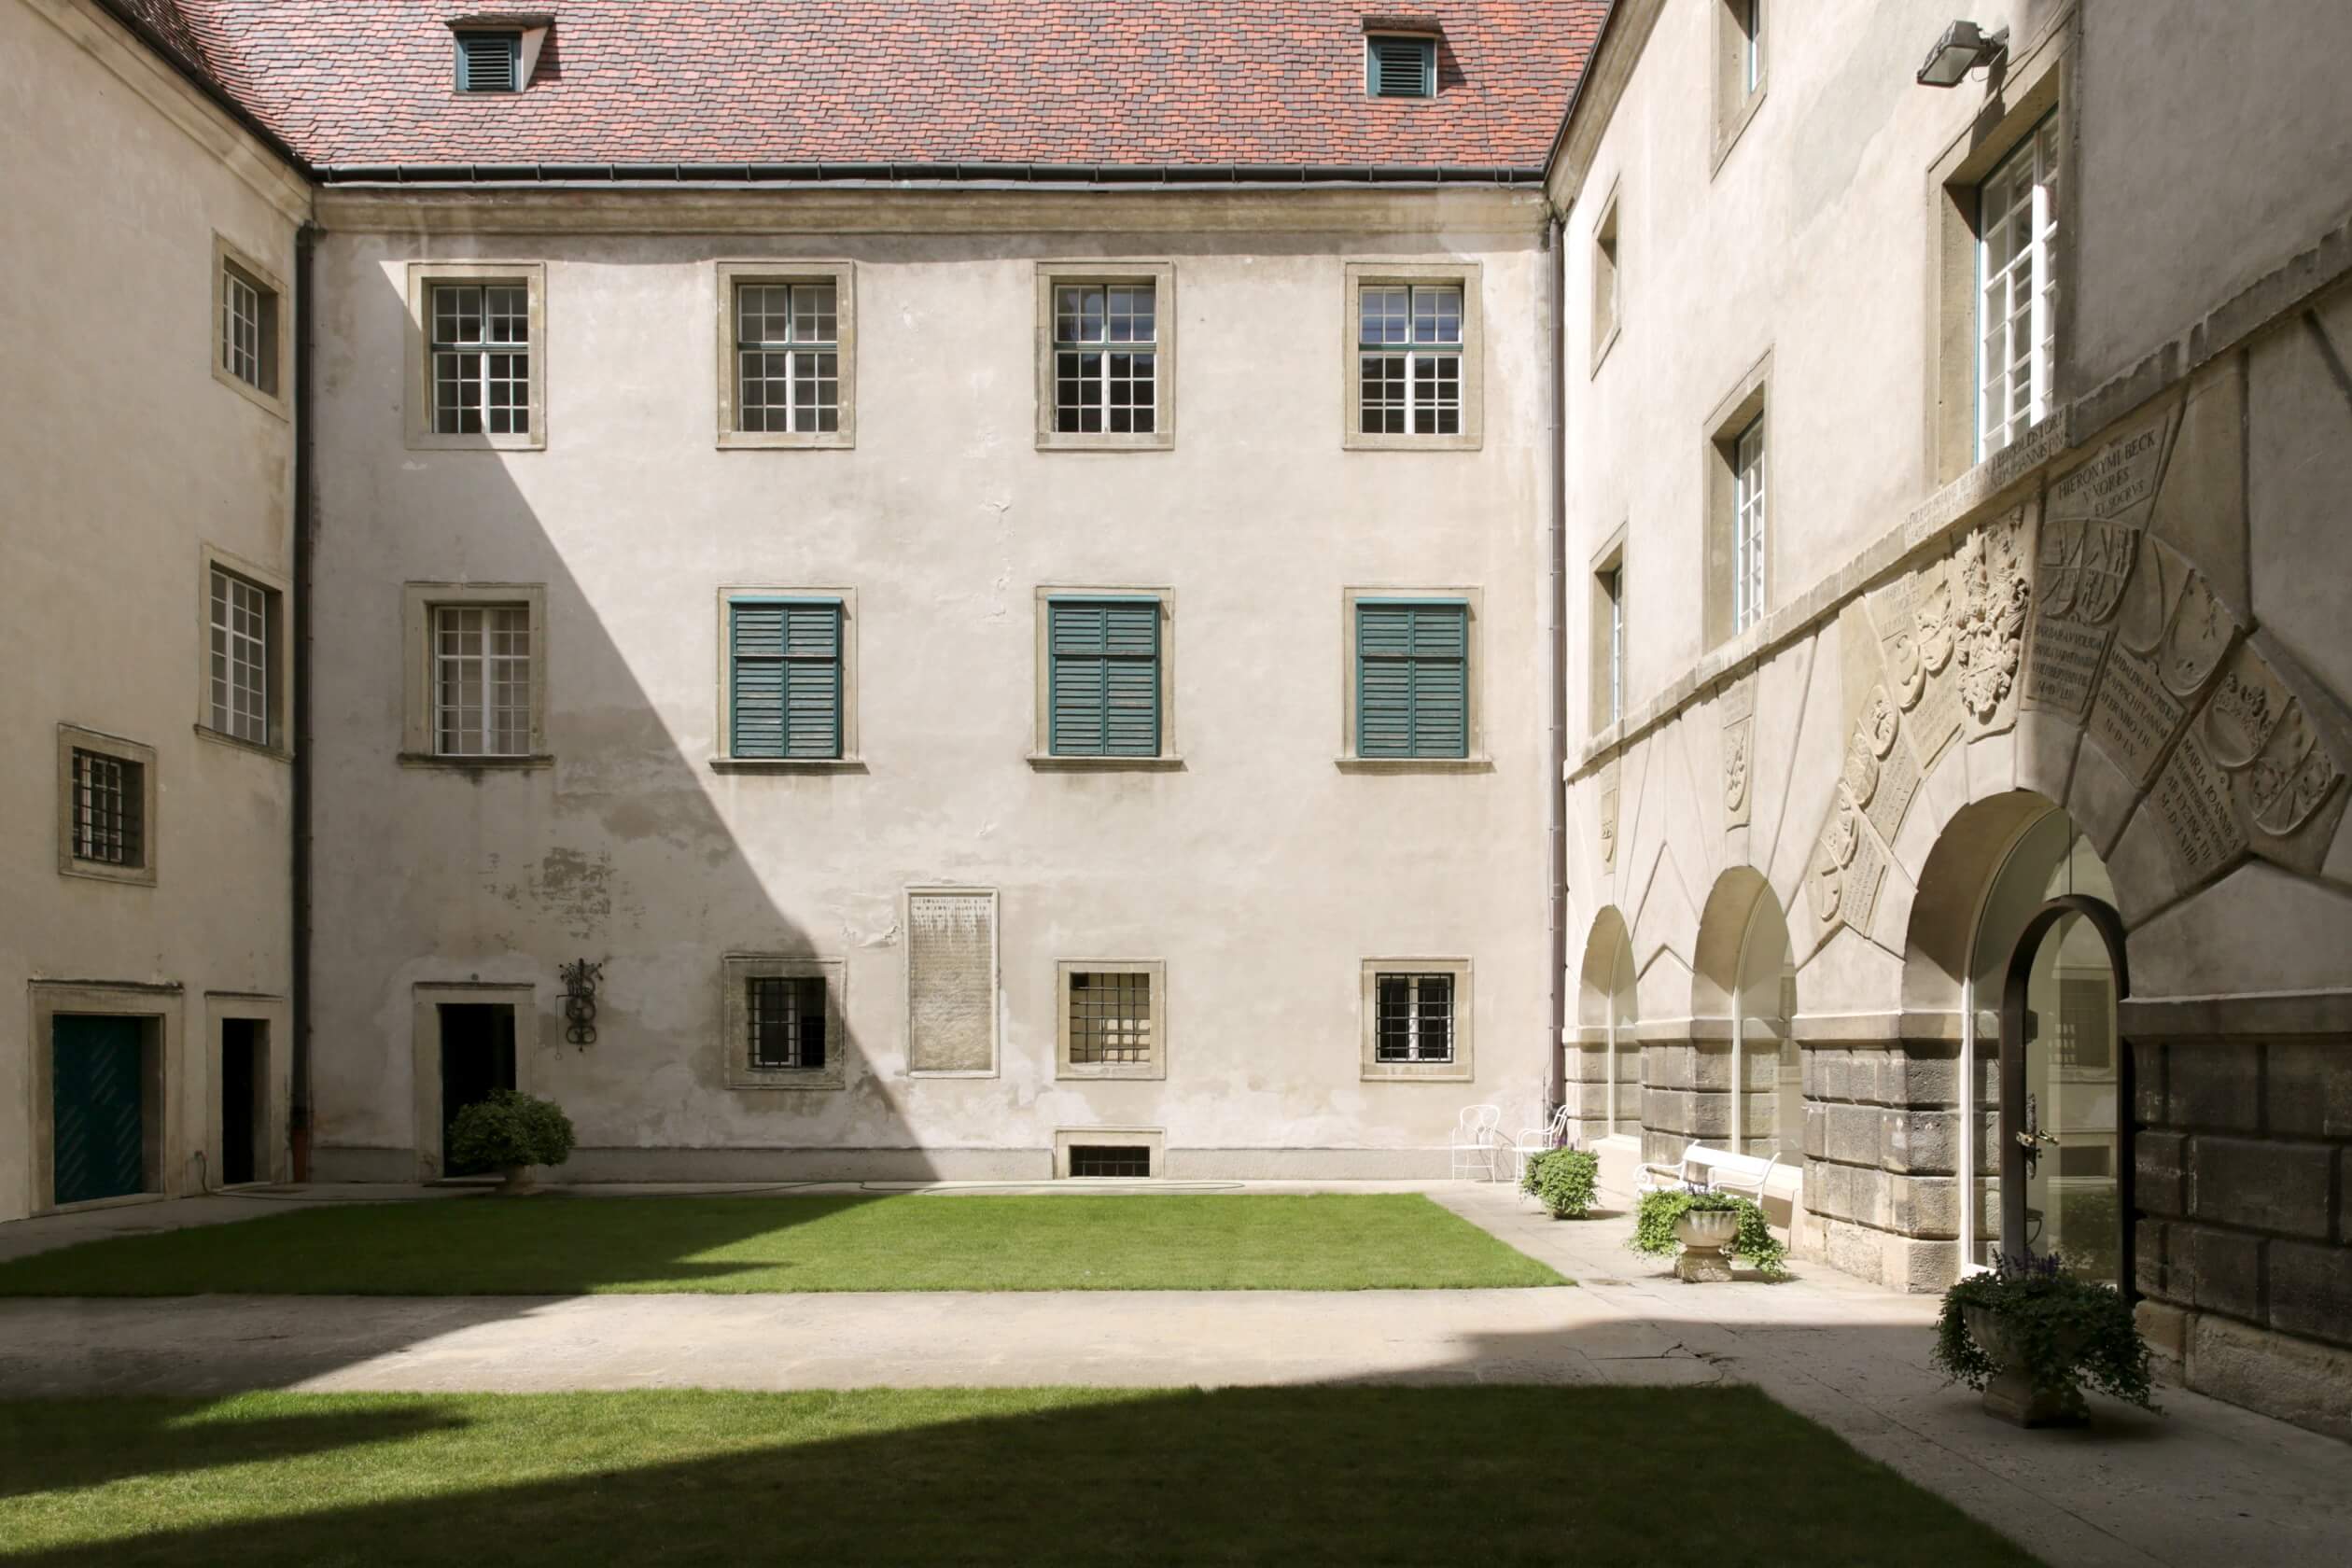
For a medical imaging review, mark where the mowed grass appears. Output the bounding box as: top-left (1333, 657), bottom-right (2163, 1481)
top-left (0, 1194), bottom-right (1563, 1295)
top-left (0, 1386), bottom-right (2042, 1567)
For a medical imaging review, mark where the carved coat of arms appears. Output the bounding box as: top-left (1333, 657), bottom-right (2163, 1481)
top-left (1954, 514), bottom-right (2030, 721)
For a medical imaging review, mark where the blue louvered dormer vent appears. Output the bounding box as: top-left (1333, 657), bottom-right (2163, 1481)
top-left (455, 31), bottom-right (522, 93)
top-left (1367, 35), bottom-right (1436, 99)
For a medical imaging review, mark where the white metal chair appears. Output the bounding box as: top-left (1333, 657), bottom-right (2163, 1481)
top-left (1507, 1103), bottom-right (1574, 1186)
top-left (1449, 1103), bottom-right (1505, 1181)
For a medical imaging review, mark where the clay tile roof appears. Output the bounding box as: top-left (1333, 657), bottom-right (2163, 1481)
top-left (132, 0), bottom-right (1605, 174)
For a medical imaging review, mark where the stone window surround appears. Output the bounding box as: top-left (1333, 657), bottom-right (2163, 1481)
top-left (1345, 259), bottom-right (1485, 450)
top-left (721, 955), bottom-right (849, 1091)
top-left (1056, 959), bottom-right (1168, 1081)
top-left (27, 982), bottom-right (176, 1214)
top-left (1927, 21), bottom-right (2071, 486)
top-left (1337, 584), bottom-right (1491, 772)
top-left (402, 260), bottom-right (548, 452)
top-left (1588, 183), bottom-right (1622, 375)
top-left (399, 581), bottom-right (552, 768)
top-left (408, 982), bottom-right (536, 1179)
top-left (1033, 260), bottom-right (1177, 452)
top-left (712, 259), bottom-right (857, 450)
top-left (1360, 957), bottom-right (1474, 1083)
top-left (1701, 348), bottom-right (1772, 651)
top-left (56, 723), bottom-right (159, 887)
top-left (197, 542), bottom-right (292, 761)
top-left (708, 586), bottom-right (862, 772)
top-left (1588, 526), bottom-right (1627, 736)
top-left (1029, 585), bottom-right (1181, 770)
top-left (211, 232), bottom-right (288, 418)
top-left (1709, 0), bottom-right (1768, 175)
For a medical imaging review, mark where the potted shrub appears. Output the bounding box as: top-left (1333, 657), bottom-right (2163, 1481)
top-left (1630, 1187), bottom-right (1787, 1282)
top-left (447, 1089), bottom-right (576, 1193)
top-left (1519, 1147), bottom-right (1601, 1219)
top-left (1932, 1251), bottom-right (2154, 1426)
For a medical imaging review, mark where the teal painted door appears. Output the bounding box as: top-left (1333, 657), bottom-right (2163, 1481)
top-left (52, 1015), bottom-right (147, 1205)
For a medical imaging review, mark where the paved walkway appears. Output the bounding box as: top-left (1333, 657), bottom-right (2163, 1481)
top-left (2, 1179), bottom-right (2346, 1568)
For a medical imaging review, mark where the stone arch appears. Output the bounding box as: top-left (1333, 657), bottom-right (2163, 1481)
top-left (1686, 868), bottom-right (1800, 1158)
top-left (1572, 907), bottom-right (1640, 1144)
top-left (1900, 790), bottom-right (2058, 1017)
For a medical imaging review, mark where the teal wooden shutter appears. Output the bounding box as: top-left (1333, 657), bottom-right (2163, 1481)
top-left (1050, 599), bottom-right (1160, 756)
top-left (455, 32), bottom-right (521, 92)
top-left (731, 600), bottom-right (841, 759)
top-left (1357, 601), bottom-right (1467, 758)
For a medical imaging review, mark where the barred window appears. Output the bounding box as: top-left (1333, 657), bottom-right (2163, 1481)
top-left (748, 975), bottom-right (828, 1070)
top-left (1069, 971), bottom-right (1153, 1065)
top-left (736, 282), bottom-right (840, 434)
top-left (1358, 284), bottom-right (1462, 436)
top-left (1375, 973), bottom-right (1454, 1063)
top-left (1054, 284), bottom-right (1156, 435)
top-left (70, 749), bottom-right (145, 869)
top-left (433, 604), bottom-right (532, 756)
top-left (209, 567), bottom-right (271, 746)
top-left (431, 283), bottom-right (531, 436)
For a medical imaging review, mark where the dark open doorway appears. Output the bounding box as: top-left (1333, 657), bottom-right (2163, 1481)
top-left (438, 1003), bottom-right (517, 1177)
top-left (219, 1018), bottom-right (268, 1186)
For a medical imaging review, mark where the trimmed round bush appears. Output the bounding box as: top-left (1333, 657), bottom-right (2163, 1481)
top-left (1519, 1147), bottom-right (1601, 1219)
top-left (447, 1089), bottom-right (576, 1174)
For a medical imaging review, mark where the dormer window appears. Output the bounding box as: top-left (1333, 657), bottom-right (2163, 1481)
top-left (1366, 35), bottom-right (1436, 98)
top-left (455, 32), bottom-right (521, 92)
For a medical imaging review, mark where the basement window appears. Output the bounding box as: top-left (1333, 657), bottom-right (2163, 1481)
top-left (1367, 35), bottom-right (1436, 98)
top-left (1068, 1145), bottom-right (1152, 1179)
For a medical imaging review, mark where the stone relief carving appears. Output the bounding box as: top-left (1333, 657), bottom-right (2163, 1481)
top-left (1721, 679), bottom-right (1756, 831)
top-left (905, 889), bottom-right (998, 1074)
top-left (1597, 761), bottom-right (1620, 873)
top-left (2090, 538), bottom-right (2242, 789)
top-left (1840, 732), bottom-right (1879, 808)
top-left (1953, 504), bottom-right (2032, 730)
top-left (2023, 402), bottom-right (2177, 720)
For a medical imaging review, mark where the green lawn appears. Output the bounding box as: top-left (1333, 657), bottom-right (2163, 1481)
top-left (0, 1194), bottom-right (1562, 1295)
top-left (0, 1386), bottom-right (2040, 1567)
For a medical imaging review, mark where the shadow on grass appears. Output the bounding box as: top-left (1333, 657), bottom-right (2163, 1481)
top-left (0, 1384), bottom-right (2040, 1568)
top-left (0, 1397), bottom-right (471, 1501)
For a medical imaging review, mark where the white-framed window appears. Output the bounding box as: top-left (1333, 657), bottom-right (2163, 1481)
top-left (212, 236), bottom-right (287, 415)
top-left (1732, 415), bottom-right (1767, 633)
top-left (736, 282), bottom-right (840, 434)
top-left (1358, 283), bottom-right (1463, 436)
top-left (1603, 567), bottom-right (1624, 724)
top-left (1375, 972), bottom-right (1456, 1064)
top-left (1978, 111), bottom-right (2061, 460)
top-left (430, 283), bottom-right (531, 437)
top-left (433, 604), bottom-right (532, 757)
top-left (222, 264), bottom-right (266, 390)
top-left (1053, 283), bottom-right (1158, 436)
top-left (209, 567), bottom-right (271, 746)
top-left (1056, 960), bottom-right (1167, 1080)
top-left (1743, 0), bottom-right (1764, 93)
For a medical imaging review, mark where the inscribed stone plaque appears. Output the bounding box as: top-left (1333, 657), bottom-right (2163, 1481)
top-left (2088, 544), bottom-right (2239, 787)
top-left (906, 889), bottom-right (998, 1074)
top-left (2150, 730), bottom-right (2247, 886)
top-left (2025, 406), bottom-right (2176, 719)
top-left (1865, 729), bottom-right (1922, 845)
top-left (1841, 824), bottom-right (1889, 936)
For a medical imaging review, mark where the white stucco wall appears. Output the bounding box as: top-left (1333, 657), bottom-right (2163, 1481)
top-left (305, 189), bottom-right (1558, 1177)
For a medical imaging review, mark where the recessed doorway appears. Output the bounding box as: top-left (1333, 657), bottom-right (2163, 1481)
top-left (218, 1018), bottom-right (269, 1186)
top-left (438, 1003), bottom-right (518, 1177)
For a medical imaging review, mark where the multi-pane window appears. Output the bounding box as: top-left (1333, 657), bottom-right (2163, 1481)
top-left (1047, 599), bottom-right (1161, 757)
top-left (735, 283), bottom-right (840, 434)
top-left (70, 749), bottom-right (145, 869)
top-left (1732, 416), bottom-right (1767, 632)
top-left (1356, 600), bottom-right (1468, 759)
top-left (430, 283), bottom-right (531, 436)
top-left (729, 598), bottom-right (843, 760)
top-left (1068, 971), bottom-right (1154, 1066)
top-left (1053, 284), bottom-right (1157, 435)
top-left (432, 604), bottom-right (532, 756)
top-left (1602, 567), bottom-right (1624, 725)
top-left (222, 263), bottom-right (267, 391)
top-left (1978, 111), bottom-right (2061, 459)
top-left (209, 567), bottom-right (270, 746)
top-left (1358, 284), bottom-right (1463, 436)
top-left (747, 975), bottom-right (828, 1070)
top-left (1375, 973), bottom-right (1454, 1063)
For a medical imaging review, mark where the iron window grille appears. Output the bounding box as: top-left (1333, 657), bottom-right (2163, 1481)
top-left (432, 604), bottom-right (532, 756)
top-left (455, 31), bottom-right (521, 92)
top-left (1732, 415), bottom-right (1767, 632)
top-left (1053, 284), bottom-right (1156, 435)
top-left (1069, 1145), bottom-right (1152, 1178)
top-left (748, 975), bottom-right (828, 1070)
top-left (221, 262), bottom-right (269, 392)
top-left (209, 567), bottom-right (270, 745)
top-left (1358, 284), bottom-right (1463, 436)
top-left (1068, 971), bottom-right (1154, 1065)
top-left (430, 283), bottom-right (531, 436)
top-left (1978, 110), bottom-right (2061, 459)
top-left (70, 749), bottom-right (145, 868)
top-left (1366, 35), bottom-right (1436, 98)
top-left (735, 283), bottom-right (840, 434)
top-left (1375, 973), bottom-right (1454, 1063)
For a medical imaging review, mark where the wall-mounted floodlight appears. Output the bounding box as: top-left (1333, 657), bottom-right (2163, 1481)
top-left (1917, 20), bottom-right (2009, 87)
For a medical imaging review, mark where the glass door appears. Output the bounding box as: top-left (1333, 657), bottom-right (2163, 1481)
top-left (2002, 903), bottom-right (2126, 1286)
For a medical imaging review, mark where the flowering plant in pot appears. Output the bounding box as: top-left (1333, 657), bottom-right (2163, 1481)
top-left (1932, 1251), bottom-right (2154, 1426)
top-left (447, 1089), bottom-right (576, 1193)
top-left (1519, 1147), bottom-right (1602, 1219)
top-left (1630, 1187), bottom-right (1787, 1281)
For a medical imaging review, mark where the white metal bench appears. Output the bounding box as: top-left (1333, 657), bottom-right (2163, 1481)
top-left (1637, 1142), bottom-right (1784, 1203)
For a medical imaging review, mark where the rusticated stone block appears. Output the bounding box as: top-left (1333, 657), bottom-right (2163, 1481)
top-left (1849, 1166), bottom-right (1891, 1229)
top-left (1889, 1236), bottom-right (1961, 1294)
top-left (1804, 1103), bottom-right (1826, 1159)
top-left (2172, 1224), bottom-right (2264, 1323)
top-left (2135, 1219), bottom-right (2170, 1300)
top-left (1886, 1111), bottom-right (1960, 1175)
top-left (2188, 1312), bottom-right (2352, 1442)
top-left (2267, 1241), bottom-right (2352, 1346)
top-left (1825, 1104), bottom-right (1880, 1165)
top-left (1802, 1159), bottom-right (1823, 1211)
top-left (1886, 1045), bottom-right (1960, 1109)
top-left (2136, 1130), bottom-right (2189, 1217)
top-left (1645, 1045), bottom-right (1693, 1092)
top-left (1801, 1045), bottom-right (1820, 1099)
top-left (1692, 1040), bottom-right (1735, 1091)
top-left (1827, 1219), bottom-right (1885, 1282)
top-left (1643, 1087), bottom-right (1690, 1138)
top-left (2191, 1137), bottom-right (2334, 1239)
top-left (2135, 1298), bottom-right (2189, 1368)
top-left (1820, 1160), bottom-right (1855, 1222)
top-left (1815, 1048), bottom-right (1853, 1103)
top-left (2167, 1041), bottom-right (2261, 1132)
top-left (2266, 1042), bottom-right (2352, 1140)
top-left (1892, 1174), bottom-right (1960, 1239)
top-left (2134, 1041), bottom-right (2168, 1128)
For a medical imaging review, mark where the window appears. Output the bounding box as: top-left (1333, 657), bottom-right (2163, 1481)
top-left (1593, 560), bottom-right (1625, 730)
top-left (723, 595), bottom-right (848, 763)
top-left (406, 264), bottom-right (543, 450)
top-left (209, 566), bottom-right (271, 746)
top-left (1589, 185), bottom-right (1621, 371)
top-left (212, 236), bottom-right (286, 413)
top-left (1366, 35), bottom-right (1435, 98)
top-left (1978, 111), bottom-right (2062, 460)
top-left (1344, 263), bottom-right (1482, 449)
top-left (1743, 0), bottom-right (1763, 93)
top-left (1712, 0), bottom-right (1768, 169)
top-left (55, 726), bottom-right (157, 886)
top-left (1057, 961), bottom-right (1167, 1080)
top-left (1068, 1145), bottom-right (1151, 1178)
top-left (1360, 959), bottom-right (1473, 1081)
top-left (1037, 594), bottom-right (1171, 763)
top-left (455, 31), bottom-right (521, 92)
top-left (1732, 416), bottom-right (1767, 632)
top-left (401, 583), bottom-right (548, 764)
top-left (1355, 600), bottom-right (1468, 759)
top-left (721, 956), bottom-right (848, 1089)
top-left (1035, 264), bottom-right (1174, 450)
top-left (716, 264), bottom-right (857, 447)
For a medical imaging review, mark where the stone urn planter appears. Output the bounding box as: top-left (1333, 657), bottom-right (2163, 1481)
top-left (1673, 1207), bottom-right (1740, 1282)
top-left (496, 1163), bottom-right (539, 1195)
top-left (1962, 1305), bottom-right (2091, 1427)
